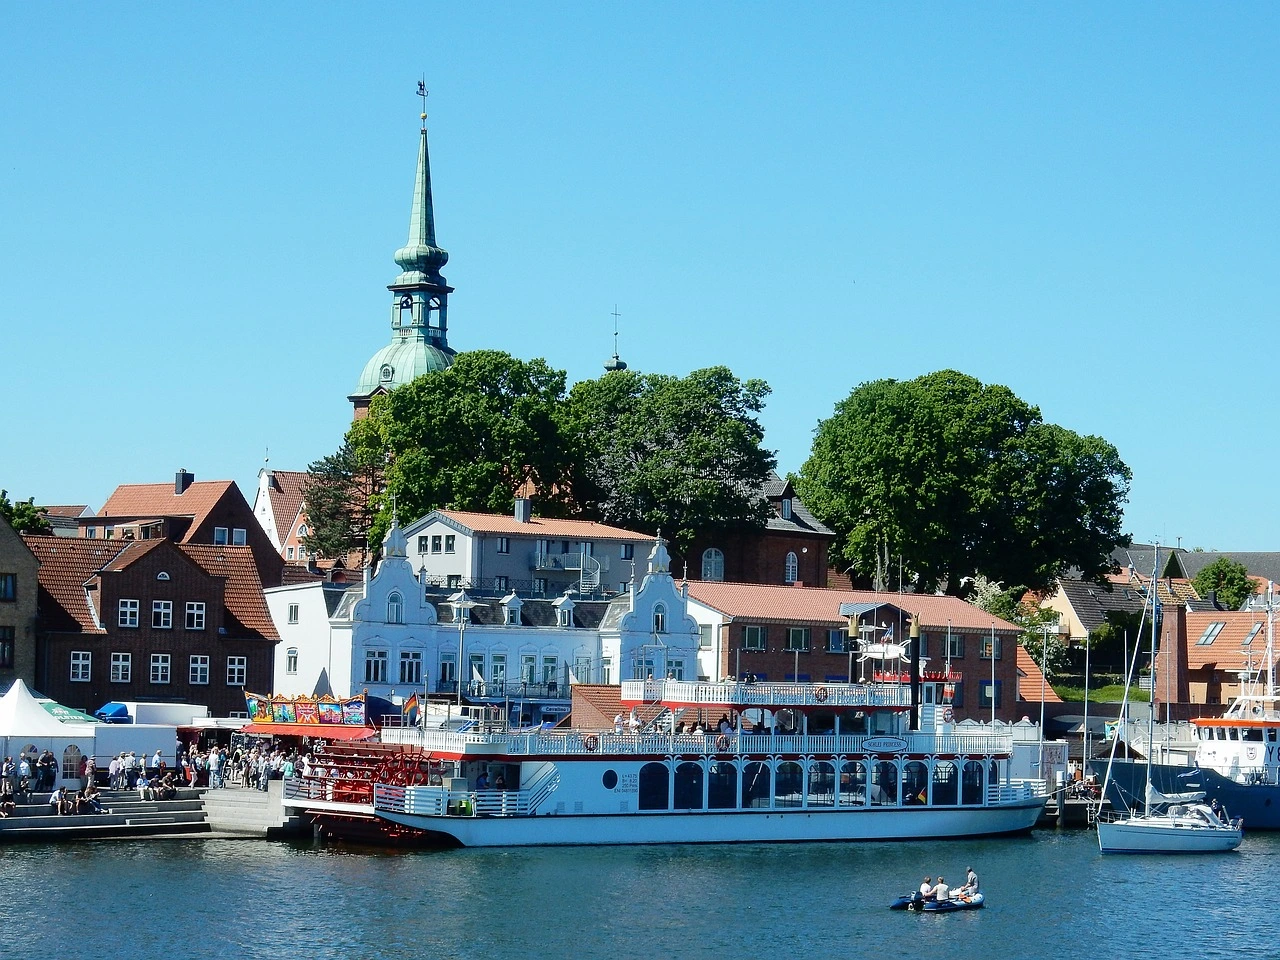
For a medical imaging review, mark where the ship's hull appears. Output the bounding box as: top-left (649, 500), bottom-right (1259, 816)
top-left (1104, 758), bottom-right (1280, 829)
top-left (376, 799), bottom-right (1046, 848)
top-left (1097, 814), bottom-right (1243, 853)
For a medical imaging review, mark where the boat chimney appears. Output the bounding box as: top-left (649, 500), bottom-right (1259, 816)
top-left (909, 615), bottom-right (921, 731)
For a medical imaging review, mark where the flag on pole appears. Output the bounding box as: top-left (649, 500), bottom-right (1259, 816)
top-left (402, 693), bottom-right (419, 725)
top-left (567, 666), bottom-right (579, 686)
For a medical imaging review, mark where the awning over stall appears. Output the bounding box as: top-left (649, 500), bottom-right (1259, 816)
top-left (240, 723), bottom-right (377, 741)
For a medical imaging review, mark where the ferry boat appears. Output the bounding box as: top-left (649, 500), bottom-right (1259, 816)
top-left (285, 677), bottom-right (1048, 847)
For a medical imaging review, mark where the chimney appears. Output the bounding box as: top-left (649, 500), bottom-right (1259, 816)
top-left (175, 469), bottom-right (194, 495)
top-left (514, 498), bottom-right (532, 523)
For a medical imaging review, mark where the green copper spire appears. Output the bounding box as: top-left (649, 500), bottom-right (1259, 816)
top-left (393, 126), bottom-right (450, 286)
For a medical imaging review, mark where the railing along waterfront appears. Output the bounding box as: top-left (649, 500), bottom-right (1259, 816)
top-left (378, 727), bottom-right (1015, 757)
top-left (620, 679), bottom-right (912, 708)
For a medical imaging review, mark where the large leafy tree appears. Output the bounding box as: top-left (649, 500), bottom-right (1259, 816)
top-left (1192, 557), bottom-right (1257, 610)
top-left (564, 366), bottom-right (776, 553)
top-left (301, 438), bottom-right (384, 565)
top-left (795, 370), bottom-right (1131, 594)
top-left (348, 351), bottom-right (575, 545)
top-left (0, 490), bottom-right (51, 534)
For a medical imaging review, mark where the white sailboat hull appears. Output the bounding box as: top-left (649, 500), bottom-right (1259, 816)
top-left (1097, 812), bottom-right (1243, 854)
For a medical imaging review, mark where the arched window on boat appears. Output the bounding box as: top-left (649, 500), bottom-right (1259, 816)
top-left (62, 745), bottom-right (83, 783)
top-left (774, 761), bottom-right (804, 808)
top-left (903, 760), bottom-right (929, 805)
top-left (840, 760), bottom-right (867, 807)
top-left (652, 603), bottom-right (667, 634)
top-left (708, 761), bottom-right (738, 809)
top-left (742, 761), bottom-right (771, 808)
top-left (871, 760), bottom-right (898, 806)
top-left (932, 760), bottom-right (959, 806)
top-left (638, 762), bottom-right (670, 811)
top-left (807, 760), bottom-right (835, 807)
top-left (962, 760), bottom-right (985, 805)
top-left (701, 548), bottom-right (724, 582)
top-left (674, 761), bottom-right (705, 810)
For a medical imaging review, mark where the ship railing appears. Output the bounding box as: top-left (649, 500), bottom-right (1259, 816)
top-left (988, 778), bottom-right (1048, 804)
top-left (620, 679), bottom-right (912, 709)
top-left (373, 768), bottom-right (560, 819)
top-left (379, 727), bottom-right (1015, 757)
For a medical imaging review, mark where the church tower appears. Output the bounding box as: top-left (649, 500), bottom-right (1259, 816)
top-left (350, 89), bottom-right (456, 418)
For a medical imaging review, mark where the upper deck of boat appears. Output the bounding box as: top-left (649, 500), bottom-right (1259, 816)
top-left (618, 678), bottom-right (912, 710)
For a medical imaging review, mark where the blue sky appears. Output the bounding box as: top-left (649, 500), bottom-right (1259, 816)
top-left (4, 5), bottom-right (1278, 550)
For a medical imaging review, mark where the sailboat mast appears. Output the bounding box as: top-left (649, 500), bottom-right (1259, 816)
top-left (1145, 546), bottom-right (1162, 818)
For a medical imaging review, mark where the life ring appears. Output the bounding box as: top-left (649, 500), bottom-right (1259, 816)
top-left (943, 707), bottom-right (955, 723)
top-left (1254, 705), bottom-right (1263, 717)
top-left (715, 734), bottom-right (730, 752)
top-left (814, 686), bottom-right (829, 703)
top-left (584, 734), bottom-right (600, 752)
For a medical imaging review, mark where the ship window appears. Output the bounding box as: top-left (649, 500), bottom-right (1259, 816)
top-left (840, 760), bottom-right (867, 807)
top-left (638, 762), bottom-right (669, 811)
top-left (871, 761), bottom-right (898, 806)
top-left (807, 761), bottom-right (835, 807)
top-left (1228, 728), bottom-right (1239, 740)
top-left (903, 760), bottom-right (929, 805)
top-left (774, 761), bottom-right (803, 808)
top-left (674, 762), bottom-right (704, 810)
top-left (1244, 728), bottom-right (1265, 741)
top-left (742, 762), bottom-right (771, 809)
top-left (932, 761), bottom-right (959, 805)
top-left (1196, 621), bottom-right (1226, 646)
top-left (601, 770), bottom-right (618, 790)
top-left (707, 763), bottom-right (737, 809)
top-left (962, 760), bottom-right (985, 805)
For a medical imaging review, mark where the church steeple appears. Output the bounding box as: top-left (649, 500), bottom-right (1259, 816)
top-left (350, 84), bottom-right (457, 419)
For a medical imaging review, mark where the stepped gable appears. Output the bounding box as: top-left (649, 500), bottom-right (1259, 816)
top-left (180, 544), bottom-right (278, 640)
top-left (21, 535), bottom-right (124, 633)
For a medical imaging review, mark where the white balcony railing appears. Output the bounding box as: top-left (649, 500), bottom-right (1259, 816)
top-left (620, 679), bottom-right (913, 709)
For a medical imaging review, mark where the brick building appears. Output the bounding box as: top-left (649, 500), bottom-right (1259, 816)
top-left (24, 535), bottom-right (278, 717)
top-left (1152, 605), bottom-right (1274, 708)
top-left (0, 517), bottom-right (39, 689)
top-left (684, 581), bottom-right (1031, 722)
top-left (80, 470), bottom-right (284, 588)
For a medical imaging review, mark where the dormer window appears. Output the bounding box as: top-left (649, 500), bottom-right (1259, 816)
top-left (557, 608), bottom-right (571, 628)
top-left (505, 606), bottom-right (519, 625)
top-left (781, 498), bottom-right (793, 520)
top-left (653, 603), bottom-right (667, 634)
top-left (380, 364), bottom-right (395, 382)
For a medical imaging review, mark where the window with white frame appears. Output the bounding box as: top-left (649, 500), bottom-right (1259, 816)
top-left (417, 536), bottom-right (429, 554)
top-left (533, 578), bottom-right (547, 595)
top-left (118, 599), bottom-right (139, 628)
top-left (431, 535), bottom-right (442, 553)
top-left (444, 535), bottom-right (455, 553)
top-left (557, 607), bottom-right (571, 628)
top-left (213, 527), bottom-right (229, 545)
top-left (784, 551), bottom-right (799, 584)
top-left (521, 654), bottom-right (536, 684)
top-left (286, 546), bottom-right (295, 560)
top-left (653, 603), bottom-right (667, 634)
top-left (286, 648), bottom-right (298, 674)
top-left (287, 603), bottom-right (299, 625)
top-left (542, 656), bottom-right (558, 685)
top-left (446, 575), bottom-right (461, 589)
top-left (232, 528), bottom-right (247, 546)
top-left (186, 601), bottom-right (206, 630)
top-left (150, 653), bottom-right (170, 684)
top-left (439, 655), bottom-right (456, 687)
top-left (190, 655), bottom-right (209, 685)
top-left (981, 635), bottom-right (1002, 660)
top-left (110, 655), bottom-right (131, 686)
top-left (828, 628), bottom-right (846, 653)
top-left (786, 627), bottom-right (811, 652)
top-left (781, 498), bottom-right (793, 520)
top-left (152, 600), bottom-right (173, 629)
top-left (621, 543), bottom-right (634, 561)
top-left (601, 657), bottom-right (613, 685)
top-left (668, 659), bottom-right (685, 681)
top-left (504, 604), bottom-right (519, 625)
top-left (70, 651), bottom-right (91, 682)
top-left (497, 537), bottom-right (510, 554)
top-left (227, 656), bottom-right (247, 686)
top-left (743, 625), bottom-right (766, 651)
top-left (400, 651), bottom-right (422, 685)
top-left (699, 624), bottom-right (713, 649)
top-left (701, 548), bottom-right (725, 582)
top-left (365, 649), bottom-right (388, 684)
top-left (387, 592), bottom-right (404, 624)
top-left (491, 655), bottom-right (507, 685)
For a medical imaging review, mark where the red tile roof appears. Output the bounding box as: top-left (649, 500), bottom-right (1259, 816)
top-left (685, 581), bottom-right (1022, 632)
top-left (21, 535), bottom-right (122, 634)
top-left (1184, 611), bottom-right (1268, 671)
top-left (98, 481), bottom-right (235, 540)
top-left (41, 505), bottom-right (89, 518)
top-left (1016, 646), bottom-right (1062, 703)
top-left (437, 510), bottom-right (653, 542)
top-left (264, 470), bottom-right (309, 544)
top-left (181, 544), bottom-right (279, 640)
top-left (99, 538), bottom-right (168, 572)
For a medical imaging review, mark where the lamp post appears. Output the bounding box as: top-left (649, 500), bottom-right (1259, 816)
top-left (448, 590), bottom-right (479, 707)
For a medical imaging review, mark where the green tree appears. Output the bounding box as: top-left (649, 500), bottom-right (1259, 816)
top-left (348, 351), bottom-right (575, 545)
top-left (1192, 556), bottom-right (1257, 610)
top-left (967, 576), bottom-right (1069, 673)
top-left (0, 490), bottom-right (51, 534)
top-left (301, 440), bottom-right (383, 564)
top-left (564, 366), bottom-right (776, 553)
top-left (795, 370), bottom-right (1131, 594)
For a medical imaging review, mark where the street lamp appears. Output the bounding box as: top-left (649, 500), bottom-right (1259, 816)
top-left (448, 590), bottom-right (479, 707)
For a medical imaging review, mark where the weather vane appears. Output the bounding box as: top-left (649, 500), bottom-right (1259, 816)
top-left (418, 78), bottom-right (428, 129)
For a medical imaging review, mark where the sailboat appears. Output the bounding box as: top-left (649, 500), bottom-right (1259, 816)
top-left (1095, 547), bottom-right (1243, 854)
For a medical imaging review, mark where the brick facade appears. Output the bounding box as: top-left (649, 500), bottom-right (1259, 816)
top-left (678, 529), bottom-right (830, 588)
top-left (0, 518), bottom-right (39, 689)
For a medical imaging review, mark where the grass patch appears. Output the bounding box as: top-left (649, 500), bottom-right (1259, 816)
top-left (1051, 684), bottom-right (1148, 703)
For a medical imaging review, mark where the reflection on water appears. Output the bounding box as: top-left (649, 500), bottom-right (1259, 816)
top-left (1, 829), bottom-right (1276, 960)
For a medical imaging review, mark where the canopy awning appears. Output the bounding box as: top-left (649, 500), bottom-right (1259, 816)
top-left (240, 723), bottom-right (377, 741)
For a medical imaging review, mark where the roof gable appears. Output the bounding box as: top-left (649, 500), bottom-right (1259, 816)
top-left (262, 470), bottom-right (310, 544)
top-left (181, 544), bottom-right (278, 641)
top-left (99, 480), bottom-right (238, 541)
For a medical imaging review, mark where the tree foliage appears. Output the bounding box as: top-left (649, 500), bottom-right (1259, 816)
top-left (0, 490), bottom-right (51, 535)
top-left (301, 440), bottom-right (383, 564)
top-left (564, 367), bottom-right (776, 553)
top-left (1192, 556), bottom-right (1257, 610)
top-left (966, 576), bottom-right (1069, 674)
top-left (795, 370), bottom-right (1131, 595)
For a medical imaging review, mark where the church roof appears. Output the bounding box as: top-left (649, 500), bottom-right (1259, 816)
top-left (352, 337), bottom-right (454, 398)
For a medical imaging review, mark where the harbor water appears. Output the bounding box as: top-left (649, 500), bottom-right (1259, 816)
top-left (6, 829), bottom-right (1277, 959)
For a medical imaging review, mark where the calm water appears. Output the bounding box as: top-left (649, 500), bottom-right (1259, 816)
top-left (5, 828), bottom-right (1276, 959)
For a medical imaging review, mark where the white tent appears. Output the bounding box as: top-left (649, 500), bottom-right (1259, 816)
top-left (0, 680), bottom-right (97, 788)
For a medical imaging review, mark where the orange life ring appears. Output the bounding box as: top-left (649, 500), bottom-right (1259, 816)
top-left (715, 734), bottom-right (730, 752)
top-left (584, 735), bottom-right (600, 752)
top-left (814, 686), bottom-right (829, 703)
top-left (943, 707), bottom-right (955, 723)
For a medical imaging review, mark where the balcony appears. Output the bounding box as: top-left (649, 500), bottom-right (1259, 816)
top-left (433, 680), bottom-right (567, 699)
top-left (619, 679), bottom-right (913, 709)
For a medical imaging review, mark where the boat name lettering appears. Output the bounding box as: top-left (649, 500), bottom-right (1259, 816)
top-left (863, 737), bottom-right (907, 753)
